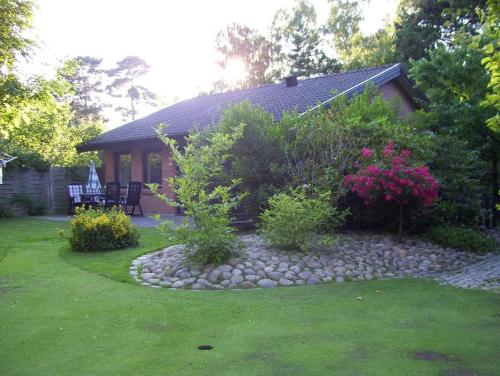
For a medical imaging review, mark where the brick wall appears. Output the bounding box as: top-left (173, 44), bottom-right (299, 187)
top-left (101, 140), bottom-right (176, 214)
top-left (380, 81), bottom-right (417, 116)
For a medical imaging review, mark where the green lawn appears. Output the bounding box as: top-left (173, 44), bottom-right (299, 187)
top-left (0, 218), bottom-right (499, 376)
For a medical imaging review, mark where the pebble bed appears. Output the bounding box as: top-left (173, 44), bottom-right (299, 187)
top-left (130, 234), bottom-right (496, 290)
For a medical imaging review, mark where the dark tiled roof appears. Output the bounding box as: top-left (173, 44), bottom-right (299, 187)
top-left (81, 63), bottom-right (417, 150)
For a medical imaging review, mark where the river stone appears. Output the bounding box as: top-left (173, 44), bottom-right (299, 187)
top-left (217, 264), bottom-right (233, 272)
top-left (307, 277), bottom-right (321, 285)
top-left (230, 275), bottom-right (243, 284)
top-left (191, 282), bottom-right (206, 290)
top-left (172, 281), bottom-right (185, 288)
top-left (290, 266), bottom-right (301, 274)
top-left (207, 270), bottom-right (221, 283)
top-left (279, 278), bottom-right (294, 286)
top-left (245, 274), bottom-right (259, 282)
top-left (240, 281), bottom-right (256, 289)
top-left (306, 260), bottom-right (322, 269)
top-left (298, 271), bottom-right (311, 280)
top-left (257, 279), bottom-right (278, 288)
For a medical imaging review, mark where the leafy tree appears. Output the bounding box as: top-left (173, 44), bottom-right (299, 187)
top-left (217, 101), bottom-right (288, 216)
top-left (215, 23), bottom-right (277, 89)
top-left (271, 0), bottom-right (340, 77)
top-left (338, 25), bottom-right (397, 69)
top-left (1, 74), bottom-right (103, 166)
top-left (105, 56), bottom-right (157, 121)
top-left (472, 0), bottom-right (500, 133)
top-left (59, 56), bottom-right (105, 122)
top-left (411, 39), bottom-right (499, 225)
top-left (394, 0), bottom-right (486, 62)
top-left (326, 0), bottom-right (365, 52)
top-left (0, 0), bottom-right (33, 71)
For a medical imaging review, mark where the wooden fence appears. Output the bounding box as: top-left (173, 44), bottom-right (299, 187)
top-left (0, 166), bottom-right (88, 215)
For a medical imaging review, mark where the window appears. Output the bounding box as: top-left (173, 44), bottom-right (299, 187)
top-left (115, 153), bottom-right (131, 187)
top-left (143, 150), bottom-right (162, 185)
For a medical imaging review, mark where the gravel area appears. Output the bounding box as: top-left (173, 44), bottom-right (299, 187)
top-left (130, 233), bottom-right (496, 290)
top-left (434, 254), bottom-right (500, 290)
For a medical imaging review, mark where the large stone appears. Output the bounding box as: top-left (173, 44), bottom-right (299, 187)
top-left (191, 283), bottom-right (206, 290)
top-left (217, 264), bottom-right (233, 272)
top-left (220, 279), bottom-right (231, 287)
top-left (279, 278), bottom-right (294, 286)
top-left (257, 279), bottom-right (278, 288)
top-left (240, 281), bottom-right (256, 289)
top-left (307, 277), bottom-right (321, 285)
top-left (172, 281), bottom-right (185, 288)
top-left (230, 275), bottom-right (243, 284)
top-left (267, 271), bottom-right (282, 281)
top-left (232, 269), bottom-right (242, 276)
top-left (245, 274), bottom-right (259, 282)
top-left (306, 260), bottom-right (322, 269)
top-left (207, 270), bottom-right (221, 283)
top-left (298, 271), bottom-right (311, 280)
top-left (290, 265), bottom-right (301, 274)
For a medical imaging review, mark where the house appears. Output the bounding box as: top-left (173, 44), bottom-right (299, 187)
top-left (79, 63), bottom-right (427, 214)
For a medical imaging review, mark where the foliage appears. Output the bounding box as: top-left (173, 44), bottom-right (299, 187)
top-left (472, 0), bottom-right (500, 133)
top-left (63, 207), bottom-right (139, 252)
top-left (217, 101), bottom-right (287, 216)
top-left (394, 0), bottom-right (485, 62)
top-left (149, 124), bottom-right (246, 264)
top-left (214, 23), bottom-right (277, 90)
top-left (259, 189), bottom-right (345, 251)
top-left (276, 86), bottom-right (433, 197)
top-left (427, 224), bottom-right (497, 254)
top-left (338, 25), bottom-right (398, 69)
top-left (10, 194), bottom-right (46, 215)
top-left (411, 39), bottom-right (499, 226)
top-left (0, 71), bottom-right (103, 167)
top-left (344, 141), bottom-right (439, 239)
top-left (0, 0), bottom-right (33, 71)
top-left (271, 0), bottom-right (340, 77)
top-left (5, 150), bottom-right (50, 171)
top-left (58, 56), bottom-right (105, 122)
top-left (326, 0), bottom-right (365, 52)
top-left (105, 56), bottom-right (157, 121)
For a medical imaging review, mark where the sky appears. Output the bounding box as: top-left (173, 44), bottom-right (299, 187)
top-left (22, 0), bottom-right (399, 127)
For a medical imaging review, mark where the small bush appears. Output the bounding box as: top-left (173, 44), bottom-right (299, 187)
top-left (159, 214), bottom-right (242, 264)
top-left (427, 224), bottom-right (497, 254)
top-left (259, 189), bottom-right (346, 251)
top-left (65, 208), bottom-right (139, 252)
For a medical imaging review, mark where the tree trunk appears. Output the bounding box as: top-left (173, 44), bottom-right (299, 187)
top-left (492, 150), bottom-right (498, 228)
top-left (398, 202), bottom-right (404, 242)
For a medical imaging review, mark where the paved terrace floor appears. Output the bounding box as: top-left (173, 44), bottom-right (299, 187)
top-left (34, 214), bottom-right (186, 227)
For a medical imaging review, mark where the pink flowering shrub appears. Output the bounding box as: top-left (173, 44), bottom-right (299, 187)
top-left (344, 141), bottom-right (439, 239)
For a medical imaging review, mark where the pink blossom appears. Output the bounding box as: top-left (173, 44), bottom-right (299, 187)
top-left (361, 148), bottom-right (374, 158)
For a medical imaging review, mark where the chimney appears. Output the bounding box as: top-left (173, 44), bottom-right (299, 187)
top-left (284, 75), bottom-right (299, 87)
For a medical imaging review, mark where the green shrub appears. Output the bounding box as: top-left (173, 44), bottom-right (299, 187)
top-left (158, 213), bottom-right (242, 265)
top-left (259, 189), bottom-right (347, 251)
top-left (427, 224), bottom-right (497, 254)
top-left (149, 123), bottom-right (246, 265)
top-left (64, 208), bottom-right (139, 252)
top-left (11, 194), bottom-right (46, 215)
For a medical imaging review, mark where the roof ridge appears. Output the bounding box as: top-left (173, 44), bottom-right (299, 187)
top-left (190, 63), bottom-right (401, 100)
